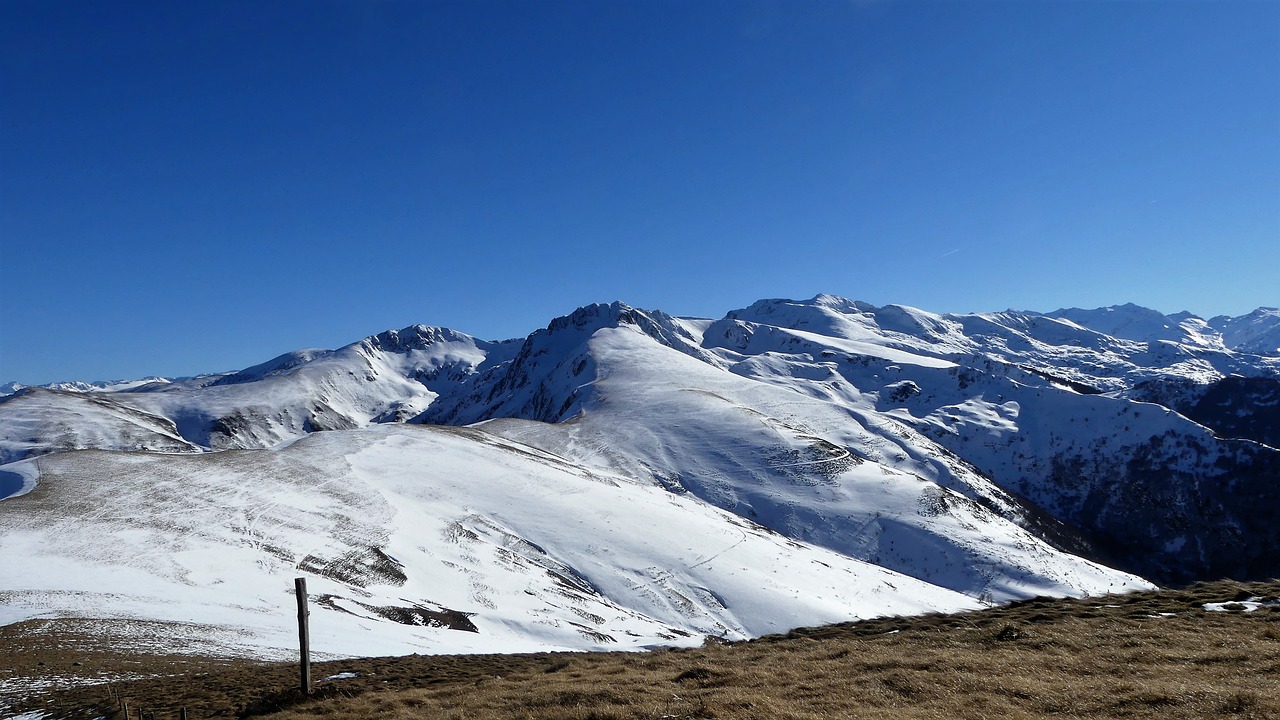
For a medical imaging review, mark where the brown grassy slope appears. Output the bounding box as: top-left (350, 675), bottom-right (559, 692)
top-left (8, 580), bottom-right (1280, 720)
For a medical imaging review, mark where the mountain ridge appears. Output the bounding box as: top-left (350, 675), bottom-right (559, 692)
top-left (3, 298), bottom-right (1277, 393)
top-left (2, 295), bottom-right (1277, 660)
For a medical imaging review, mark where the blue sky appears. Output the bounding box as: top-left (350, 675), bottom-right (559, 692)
top-left (2, 0), bottom-right (1277, 384)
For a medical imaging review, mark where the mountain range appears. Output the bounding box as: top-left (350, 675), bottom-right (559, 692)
top-left (2, 297), bottom-right (1277, 660)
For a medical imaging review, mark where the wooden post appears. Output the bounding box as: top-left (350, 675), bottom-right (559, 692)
top-left (180, 709), bottom-right (188, 720)
top-left (121, 700), bottom-right (129, 717)
top-left (295, 576), bottom-right (311, 695)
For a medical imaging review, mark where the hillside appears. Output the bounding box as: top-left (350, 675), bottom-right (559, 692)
top-left (4, 580), bottom-right (1277, 720)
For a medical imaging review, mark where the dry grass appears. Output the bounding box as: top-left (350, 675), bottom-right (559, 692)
top-left (9, 580), bottom-right (1280, 719)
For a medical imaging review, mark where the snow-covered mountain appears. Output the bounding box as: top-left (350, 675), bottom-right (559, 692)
top-left (1209, 307), bottom-right (1280, 356)
top-left (2, 296), bottom-right (1277, 659)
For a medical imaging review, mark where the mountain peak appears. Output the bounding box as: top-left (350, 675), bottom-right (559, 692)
top-left (365, 324), bottom-right (480, 353)
top-left (545, 302), bottom-right (642, 334)
top-left (808, 294), bottom-right (877, 313)
top-left (1047, 303), bottom-right (1186, 344)
top-left (1208, 307), bottom-right (1280, 355)
top-left (1053, 301), bottom-right (1166, 317)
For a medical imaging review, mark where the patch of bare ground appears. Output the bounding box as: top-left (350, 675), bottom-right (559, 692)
top-left (5, 580), bottom-right (1279, 719)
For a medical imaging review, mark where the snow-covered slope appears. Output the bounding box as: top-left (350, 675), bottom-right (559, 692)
top-left (4, 295), bottom-right (1278, 659)
top-left (697, 298), bottom-right (1280, 584)
top-left (412, 298), bottom-right (1279, 585)
top-left (0, 388), bottom-right (202, 462)
top-left (445, 305), bottom-right (1142, 602)
top-left (1209, 307), bottom-right (1280, 356)
top-left (0, 424), bottom-right (983, 658)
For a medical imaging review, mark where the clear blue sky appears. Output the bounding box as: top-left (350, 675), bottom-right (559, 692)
top-left (2, 0), bottom-right (1277, 384)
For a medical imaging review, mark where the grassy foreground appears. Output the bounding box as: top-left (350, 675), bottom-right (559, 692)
top-left (7, 580), bottom-right (1279, 719)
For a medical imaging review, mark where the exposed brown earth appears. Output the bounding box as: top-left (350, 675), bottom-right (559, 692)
top-left (4, 580), bottom-right (1278, 720)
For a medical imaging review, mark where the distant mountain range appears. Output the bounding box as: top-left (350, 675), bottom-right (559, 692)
top-left (2, 297), bottom-right (1277, 659)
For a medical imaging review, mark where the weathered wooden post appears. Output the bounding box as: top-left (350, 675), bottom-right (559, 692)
top-left (295, 576), bottom-right (311, 695)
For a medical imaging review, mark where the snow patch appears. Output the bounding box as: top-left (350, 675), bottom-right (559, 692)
top-left (1203, 597), bottom-right (1280, 613)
